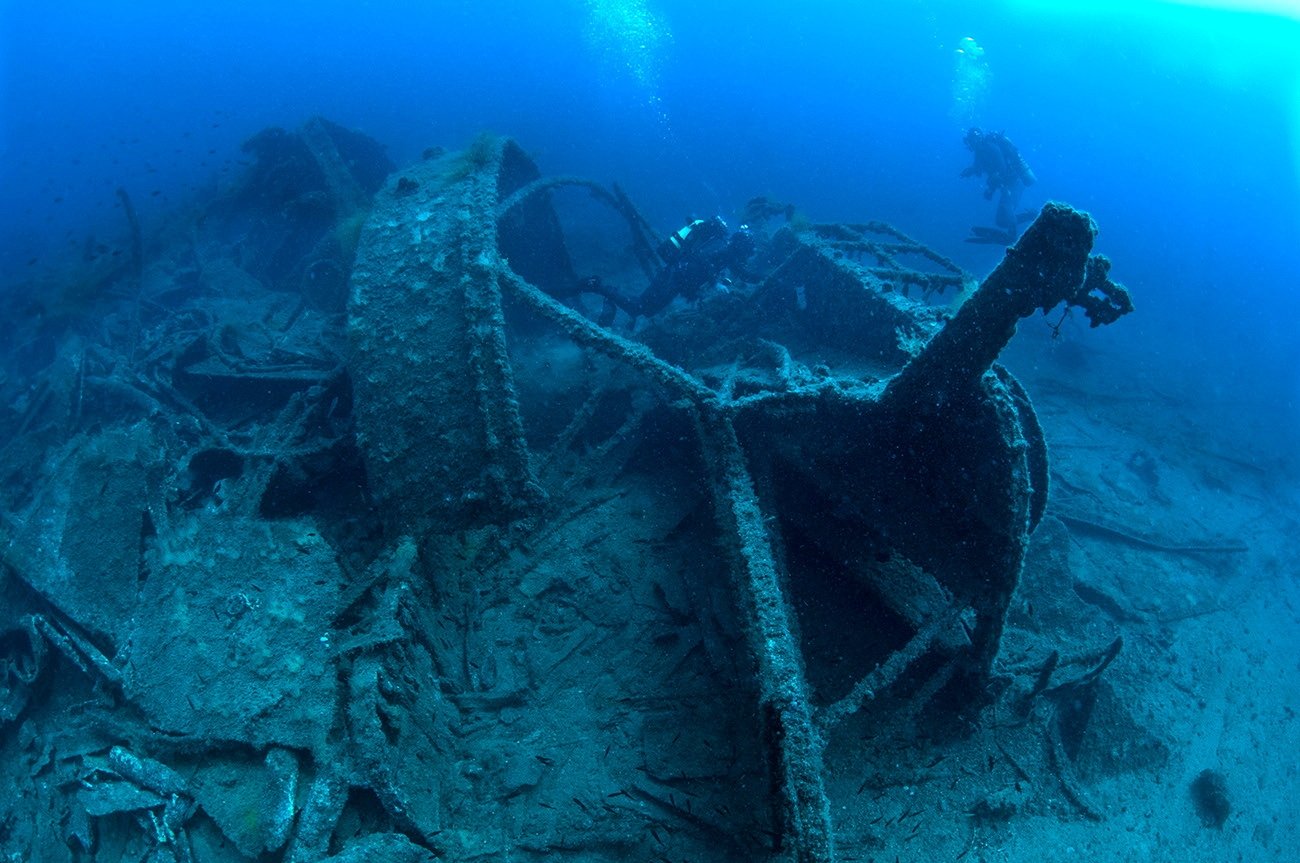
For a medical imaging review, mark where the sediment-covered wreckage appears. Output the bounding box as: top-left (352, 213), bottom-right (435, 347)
top-left (0, 119), bottom-right (1133, 863)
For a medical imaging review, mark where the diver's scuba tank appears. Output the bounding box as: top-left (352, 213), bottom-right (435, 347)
top-left (1018, 155), bottom-right (1037, 187)
top-left (992, 133), bottom-right (1037, 188)
top-left (657, 217), bottom-right (728, 263)
top-left (657, 220), bottom-right (703, 262)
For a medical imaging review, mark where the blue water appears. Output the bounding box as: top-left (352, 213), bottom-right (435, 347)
top-left (2, 0), bottom-right (1298, 457)
top-left (3, 5), bottom-right (1299, 859)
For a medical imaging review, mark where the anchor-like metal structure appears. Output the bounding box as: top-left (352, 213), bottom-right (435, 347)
top-left (349, 137), bottom-right (1132, 862)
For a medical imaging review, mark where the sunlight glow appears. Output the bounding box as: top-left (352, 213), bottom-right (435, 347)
top-left (1156, 0), bottom-right (1300, 17)
top-left (1008, 0), bottom-right (1300, 18)
top-left (1007, 0), bottom-right (1300, 201)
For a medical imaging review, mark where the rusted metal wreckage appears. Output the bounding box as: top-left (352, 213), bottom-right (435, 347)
top-left (0, 125), bottom-right (1132, 863)
top-left (349, 137), bottom-right (1132, 862)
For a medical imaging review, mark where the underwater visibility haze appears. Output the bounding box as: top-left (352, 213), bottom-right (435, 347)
top-left (0, 1), bottom-right (1297, 861)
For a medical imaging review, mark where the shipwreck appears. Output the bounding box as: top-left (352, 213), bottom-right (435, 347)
top-left (0, 120), bottom-right (1133, 863)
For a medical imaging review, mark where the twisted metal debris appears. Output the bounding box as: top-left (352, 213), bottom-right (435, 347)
top-left (0, 124), bottom-right (1132, 863)
top-left (349, 136), bottom-right (1132, 862)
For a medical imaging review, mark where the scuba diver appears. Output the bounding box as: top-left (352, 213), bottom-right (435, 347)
top-left (581, 216), bottom-right (757, 325)
top-left (960, 128), bottom-right (1037, 244)
top-left (742, 195), bottom-right (797, 227)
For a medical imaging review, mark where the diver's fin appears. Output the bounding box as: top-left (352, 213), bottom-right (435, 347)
top-left (1014, 209), bottom-right (1036, 224)
top-left (965, 226), bottom-right (1016, 245)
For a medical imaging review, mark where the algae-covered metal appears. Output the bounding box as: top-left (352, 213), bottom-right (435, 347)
top-left (0, 124), bottom-right (1130, 863)
top-left (348, 135), bottom-right (1131, 862)
top-left (349, 142), bottom-right (546, 536)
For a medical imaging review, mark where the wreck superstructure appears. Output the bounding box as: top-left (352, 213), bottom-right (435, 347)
top-left (0, 126), bottom-right (1132, 863)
